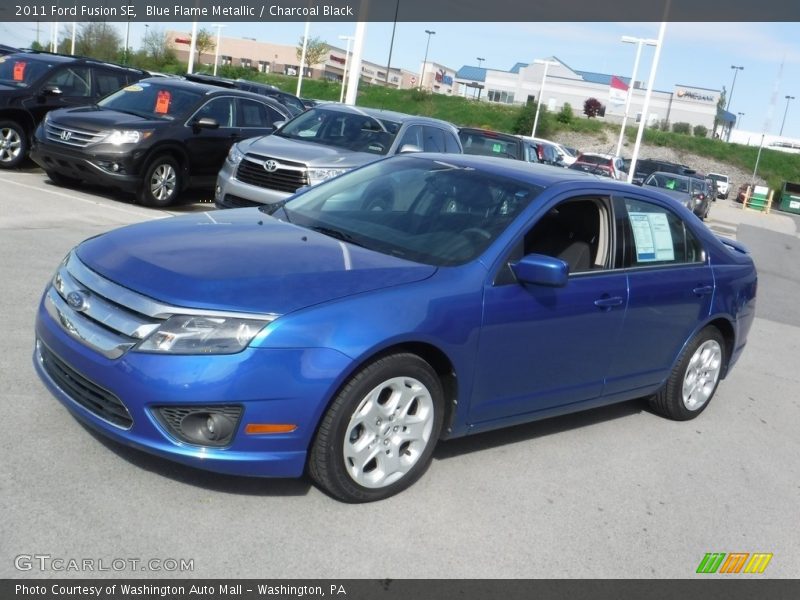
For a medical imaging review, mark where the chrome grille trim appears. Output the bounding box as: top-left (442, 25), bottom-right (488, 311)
top-left (45, 123), bottom-right (105, 148)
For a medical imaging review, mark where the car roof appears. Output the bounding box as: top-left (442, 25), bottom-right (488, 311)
top-left (5, 50), bottom-right (146, 73)
top-left (460, 127), bottom-right (520, 141)
top-left (648, 171), bottom-right (691, 180)
top-left (134, 77), bottom-right (291, 114)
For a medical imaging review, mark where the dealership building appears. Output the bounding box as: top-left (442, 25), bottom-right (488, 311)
top-left (167, 32), bottom-right (725, 133)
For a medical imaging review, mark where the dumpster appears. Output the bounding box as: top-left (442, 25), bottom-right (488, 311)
top-left (744, 185), bottom-right (772, 213)
top-left (778, 181), bottom-right (800, 215)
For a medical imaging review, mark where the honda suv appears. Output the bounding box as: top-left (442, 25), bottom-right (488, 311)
top-left (0, 50), bottom-right (147, 168)
top-left (30, 77), bottom-right (291, 206)
top-left (215, 104), bottom-right (462, 208)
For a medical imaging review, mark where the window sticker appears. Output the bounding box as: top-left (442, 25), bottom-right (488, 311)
top-left (492, 143), bottom-right (503, 153)
top-left (123, 84), bottom-right (144, 92)
top-left (155, 89), bottom-right (171, 114)
top-left (13, 61), bottom-right (26, 81)
top-left (628, 211), bottom-right (674, 262)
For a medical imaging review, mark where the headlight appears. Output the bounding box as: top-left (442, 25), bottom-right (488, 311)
top-left (135, 315), bottom-right (268, 354)
top-left (100, 129), bottom-right (152, 145)
top-left (226, 144), bottom-right (245, 166)
top-left (307, 167), bottom-right (349, 186)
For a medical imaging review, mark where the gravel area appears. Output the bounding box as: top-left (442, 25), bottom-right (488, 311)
top-left (554, 129), bottom-right (764, 191)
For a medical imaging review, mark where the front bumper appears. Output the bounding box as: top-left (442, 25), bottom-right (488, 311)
top-left (30, 138), bottom-right (143, 193)
top-left (214, 159), bottom-right (293, 209)
top-left (34, 296), bottom-right (353, 478)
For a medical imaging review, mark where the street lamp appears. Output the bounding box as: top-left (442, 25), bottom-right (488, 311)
top-left (737, 112), bottom-right (745, 131)
top-left (420, 29), bottom-right (436, 90)
top-left (211, 24), bottom-right (225, 76)
top-left (338, 35), bottom-right (354, 103)
top-left (531, 59), bottom-right (559, 138)
top-left (726, 65), bottom-right (744, 112)
top-left (477, 57), bottom-right (485, 68)
top-left (780, 95), bottom-right (795, 136)
top-left (615, 35), bottom-right (658, 157)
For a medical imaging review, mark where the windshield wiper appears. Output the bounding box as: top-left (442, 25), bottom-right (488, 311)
top-left (308, 225), bottom-right (365, 248)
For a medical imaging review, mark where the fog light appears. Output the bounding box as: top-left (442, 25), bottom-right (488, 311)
top-left (154, 405), bottom-right (242, 447)
top-left (111, 163), bottom-right (120, 172)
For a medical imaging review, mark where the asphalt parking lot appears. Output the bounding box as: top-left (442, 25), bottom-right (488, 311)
top-left (2, 168), bottom-right (799, 579)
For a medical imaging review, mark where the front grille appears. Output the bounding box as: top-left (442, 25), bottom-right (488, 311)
top-left (38, 341), bottom-right (133, 429)
top-left (45, 123), bottom-right (105, 148)
top-left (236, 155), bottom-right (308, 193)
top-left (222, 194), bottom-right (262, 208)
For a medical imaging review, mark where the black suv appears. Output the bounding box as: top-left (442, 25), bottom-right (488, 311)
top-left (0, 51), bottom-right (147, 168)
top-left (30, 77), bottom-right (292, 206)
top-left (631, 158), bottom-right (695, 185)
top-left (184, 73), bottom-right (307, 117)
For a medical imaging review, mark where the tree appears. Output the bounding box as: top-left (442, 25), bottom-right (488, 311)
top-left (194, 28), bottom-right (215, 65)
top-left (556, 102), bottom-right (574, 124)
top-left (583, 97), bottom-right (604, 118)
top-left (142, 27), bottom-right (176, 67)
top-left (73, 22), bottom-right (122, 62)
top-left (296, 36), bottom-right (329, 71)
top-left (713, 86), bottom-right (727, 136)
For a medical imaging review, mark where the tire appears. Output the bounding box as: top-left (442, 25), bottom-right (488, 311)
top-left (138, 156), bottom-right (181, 207)
top-left (649, 326), bottom-right (725, 421)
top-left (46, 170), bottom-right (81, 187)
top-left (309, 353), bottom-right (444, 502)
top-left (0, 120), bottom-right (28, 169)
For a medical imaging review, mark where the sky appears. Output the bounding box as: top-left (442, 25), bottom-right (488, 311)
top-left (2, 20), bottom-right (799, 139)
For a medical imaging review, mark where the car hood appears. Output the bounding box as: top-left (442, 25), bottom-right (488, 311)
top-left (238, 134), bottom-right (379, 168)
top-left (48, 106), bottom-right (167, 130)
top-left (75, 209), bottom-right (436, 315)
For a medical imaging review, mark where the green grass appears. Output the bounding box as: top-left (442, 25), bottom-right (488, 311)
top-left (210, 65), bottom-right (800, 192)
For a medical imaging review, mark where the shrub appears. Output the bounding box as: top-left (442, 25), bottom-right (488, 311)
top-left (583, 97), bottom-right (603, 118)
top-left (672, 122), bottom-right (691, 135)
top-left (556, 103), bottom-right (574, 124)
top-left (693, 125), bottom-right (709, 138)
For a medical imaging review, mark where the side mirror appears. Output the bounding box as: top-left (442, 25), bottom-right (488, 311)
top-left (41, 85), bottom-right (62, 97)
top-left (272, 120), bottom-right (286, 130)
top-left (194, 117), bottom-right (219, 130)
top-left (511, 254), bottom-right (569, 287)
top-left (398, 143), bottom-right (423, 154)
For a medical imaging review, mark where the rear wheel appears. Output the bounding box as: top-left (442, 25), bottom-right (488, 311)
top-left (0, 120), bottom-right (27, 169)
top-left (309, 353), bottom-right (444, 502)
top-left (138, 156), bottom-right (181, 207)
top-left (649, 326), bottom-right (725, 421)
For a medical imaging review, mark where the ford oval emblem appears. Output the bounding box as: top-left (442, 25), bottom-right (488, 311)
top-left (66, 290), bottom-right (89, 312)
top-left (264, 159), bottom-right (279, 172)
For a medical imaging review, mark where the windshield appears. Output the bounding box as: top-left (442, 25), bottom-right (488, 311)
top-left (578, 154), bottom-right (612, 166)
top-left (0, 56), bottom-right (53, 88)
top-left (277, 156), bottom-right (542, 266)
top-left (276, 107), bottom-right (400, 155)
top-left (459, 131), bottom-right (521, 159)
top-left (98, 81), bottom-right (202, 120)
top-left (645, 173), bottom-right (690, 193)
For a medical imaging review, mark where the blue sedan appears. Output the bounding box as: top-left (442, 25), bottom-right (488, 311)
top-left (34, 154), bottom-right (757, 502)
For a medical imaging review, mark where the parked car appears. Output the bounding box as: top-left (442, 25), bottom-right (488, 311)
top-left (707, 172), bottom-right (730, 199)
top-left (0, 44), bottom-right (20, 56)
top-left (183, 72), bottom-right (307, 117)
top-left (687, 174), bottom-right (713, 219)
top-left (631, 158), bottom-right (695, 185)
top-left (519, 136), bottom-right (566, 166)
top-left (459, 127), bottom-right (561, 166)
top-left (34, 153), bottom-right (757, 502)
top-left (568, 161), bottom-right (614, 178)
top-left (0, 50), bottom-right (148, 168)
top-left (215, 104), bottom-right (462, 208)
top-left (643, 171), bottom-right (699, 213)
top-left (575, 152), bottom-right (627, 180)
top-left (30, 77), bottom-right (291, 206)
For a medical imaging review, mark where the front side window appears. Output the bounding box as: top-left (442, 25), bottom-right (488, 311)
top-left (192, 97), bottom-right (234, 127)
top-left (43, 66), bottom-right (92, 96)
top-left (621, 197), bottom-right (704, 267)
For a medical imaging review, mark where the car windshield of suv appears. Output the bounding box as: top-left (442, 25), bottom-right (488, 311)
top-left (277, 155), bottom-right (543, 266)
top-left (276, 108), bottom-right (401, 155)
top-left (459, 131), bottom-right (521, 159)
top-left (97, 82), bottom-right (202, 120)
top-left (0, 56), bottom-right (53, 88)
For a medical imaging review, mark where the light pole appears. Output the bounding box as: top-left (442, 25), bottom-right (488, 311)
top-left (726, 65), bottom-right (744, 112)
top-left (384, 0), bottom-right (400, 88)
top-left (737, 112), bottom-right (745, 131)
top-left (211, 24), bottom-right (225, 76)
top-left (780, 95), bottom-right (795, 136)
top-left (338, 35), bottom-right (354, 103)
top-left (615, 35), bottom-right (658, 158)
top-left (477, 57), bottom-right (485, 68)
top-left (420, 29), bottom-right (435, 90)
top-left (531, 59), bottom-right (559, 138)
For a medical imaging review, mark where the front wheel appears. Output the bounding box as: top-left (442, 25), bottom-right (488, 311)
top-left (138, 156), bottom-right (181, 207)
top-left (0, 120), bottom-right (28, 169)
top-left (309, 353), bottom-right (444, 502)
top-left (649, 326), bottom-right (725, 421)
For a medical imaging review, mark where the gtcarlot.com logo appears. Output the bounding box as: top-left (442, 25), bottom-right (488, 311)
top-left (14, 554), bottom-right (194, 572)
top-left (696, 552), bottom-right (773, 574)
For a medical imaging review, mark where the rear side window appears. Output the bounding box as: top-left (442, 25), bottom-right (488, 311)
top-left (236, 98), bottom-right (283, 128)
top-left (94, 69), bottom-right (127, 97)
top-left (621, 197), bottom-right (704, 267)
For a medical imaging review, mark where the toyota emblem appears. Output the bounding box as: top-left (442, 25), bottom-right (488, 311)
top-left (264, 159), bottom-right (279, 172)
top-left (66, 290), bottom-right (89, 312)
top-left (60, 130), bottom-right (72, 141)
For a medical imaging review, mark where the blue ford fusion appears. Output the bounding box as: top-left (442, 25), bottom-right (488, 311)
top-left (34, 154), bottom-right (757, 502)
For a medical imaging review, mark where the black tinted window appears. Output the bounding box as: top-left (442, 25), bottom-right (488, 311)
top-left (94, 69), bottom-right (127, 96)
top-left (237, 98), bottom-right (280, 128)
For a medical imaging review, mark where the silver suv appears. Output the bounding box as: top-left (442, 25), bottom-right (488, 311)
top-left (215, 104), bottom-right (462, 208)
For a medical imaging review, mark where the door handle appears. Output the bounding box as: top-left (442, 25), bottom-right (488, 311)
top-left (692, 285), bottom-right (714, 297)
top-left (594, 295), bottom-right (624, 308)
